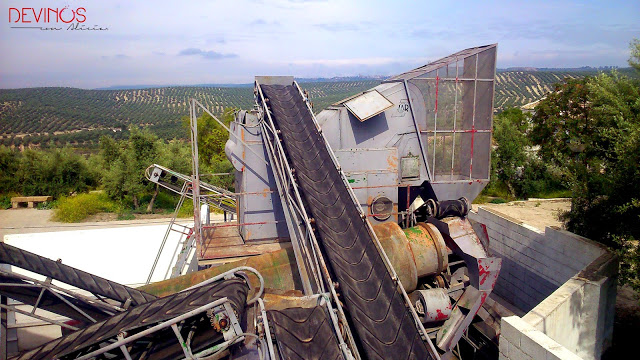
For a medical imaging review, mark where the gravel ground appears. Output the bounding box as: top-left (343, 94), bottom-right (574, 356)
top-left (473, 198), bottom-right (571, 231)
top-left (0, 208), bottom-right (224, 241)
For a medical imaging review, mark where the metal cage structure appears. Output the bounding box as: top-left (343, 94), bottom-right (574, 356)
top-left (387, 44), bottom-right (497, 185)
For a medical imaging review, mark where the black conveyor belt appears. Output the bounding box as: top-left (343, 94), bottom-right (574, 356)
top-left (11, 278), bottom-right (249, 360)
top-left (261, 84), bottom-right (432, 360)
top-left (268, 306), bottom-right (345, 360)
top-left (0, 242), bottom-right (156, 306)
top-left (0, 274), bottom-right (113, 325)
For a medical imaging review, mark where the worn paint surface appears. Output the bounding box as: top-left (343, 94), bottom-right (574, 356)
top-left (140, 248), bottom-right (300, 298)
top-left (402, 223), bottom-right (448, 278)
top-left (372, 222), bottom-right (418, 292)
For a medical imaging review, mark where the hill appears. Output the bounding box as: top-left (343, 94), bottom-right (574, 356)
top-left (1, 69), bottom-right (631, 147)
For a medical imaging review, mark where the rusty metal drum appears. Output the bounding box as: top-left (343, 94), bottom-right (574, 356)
top-left (372, 221), bottom-right (449, 292)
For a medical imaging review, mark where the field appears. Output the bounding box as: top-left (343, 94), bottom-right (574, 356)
top-left (0, 69), bottom-right (626, 147)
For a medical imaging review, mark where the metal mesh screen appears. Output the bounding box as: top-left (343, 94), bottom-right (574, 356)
top-left (409, 46), bottom-right (496, 182)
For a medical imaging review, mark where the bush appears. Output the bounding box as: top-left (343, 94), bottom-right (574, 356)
top-left (0, 195), bottom-right (11, 210)
top-left (53, 192), bottom-right (117, 222)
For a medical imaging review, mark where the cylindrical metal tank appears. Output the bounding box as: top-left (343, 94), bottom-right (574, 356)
top-left (402, 222), bottom-right (448, 278)
top-left (372, 222), bottom-right (449, 292)
top-left (371, 222), bottom-right (418, 292)
top-left (415, 288), bottom-right (452, 323)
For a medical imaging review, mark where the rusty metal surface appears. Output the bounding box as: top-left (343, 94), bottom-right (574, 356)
top-left (262, 293), bottom-right (322, 311)
top-left (371, 222), bottom-right (417, 292)
top-left (411, 223), bottom-right (449, 277)
top-left (12, 278), bottom-right (249, 360)
top-left (198, 225), bottom-right (291, 260)
top-left (261, 83), bottom-right (432, 360)
top-left (435, 217), bottom-right (502, 352)
top-left (141, 248), bottom-right (300, 298)
top-left (372, 222), bottom-right (449, 291)
top-left (0, 243), bottom-right (156, 307)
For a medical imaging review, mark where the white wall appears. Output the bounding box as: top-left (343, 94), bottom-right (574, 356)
top-left (3, 222), bottom-right (195, 353)
top-left (470, 206), bottom-right (617, 360)
top-left (469, 207), bottom-right (606, 313)
top-left (4, 222), bottom-right (192, 288)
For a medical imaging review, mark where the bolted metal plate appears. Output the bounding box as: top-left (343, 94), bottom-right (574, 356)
top-left (401, 155), bottom-right (420, 180)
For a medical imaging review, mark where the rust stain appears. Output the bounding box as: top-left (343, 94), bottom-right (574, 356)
top-left (387, 153), bottom-right (398, 171)
top-left (140, 248), bottom-right (300, 298)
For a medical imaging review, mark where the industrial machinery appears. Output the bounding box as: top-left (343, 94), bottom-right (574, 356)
top-left (221, 44), bottom-right (502, 359)
top-left (4, 44), bottom-right (501, 360)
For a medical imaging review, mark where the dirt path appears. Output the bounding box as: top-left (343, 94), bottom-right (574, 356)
top-left (0, 208), bottom-right (224, 241)
top-left (473, 198), bottom-right (570, 231)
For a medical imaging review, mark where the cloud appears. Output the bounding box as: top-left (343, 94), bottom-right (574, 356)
top-left (250, 19), bottom-right (280, 26)
top-left (177, 48), bottom-right (238, 60)
top-left (100, 54), bottom-right (131, 60)
top-left (314, 22), bottom-right (360, 32)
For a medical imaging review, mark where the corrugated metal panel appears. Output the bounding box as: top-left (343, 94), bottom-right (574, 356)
top-left (343, 90), bottom-right (393, 122)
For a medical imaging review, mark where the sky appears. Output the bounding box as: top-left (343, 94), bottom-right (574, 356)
top-left (0, 0), bottom-right (638, 89)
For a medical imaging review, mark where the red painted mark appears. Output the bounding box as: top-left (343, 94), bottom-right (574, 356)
top-left (434, 308), bottom-right (448, 321)
top-left (480, 292), bottom-right (488, 306)
top-left (435, 75), bottom-right (439, 112)
top-left (469, 125), bottom-right (476, 174)
top-left (481, 223), bottom-right (489, 243)
top-left (478, 262), bottom-right (490, 286)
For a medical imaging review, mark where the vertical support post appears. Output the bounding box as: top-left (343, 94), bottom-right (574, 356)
top-left (1, 295), bottom-right (7, 360)
top-left (190, 100), bottom-right (203, 255)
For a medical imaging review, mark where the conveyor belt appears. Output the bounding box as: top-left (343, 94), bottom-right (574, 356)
top-left (11, 278), bottom-right (249, 360)
top-left (267, 306), bottom-right (345, 360)
top-left (0, 274), bottom-right (112, 325)
top-left (261, 84), bottom-right (432, 360)
top-left (0, 242), bottom-right (156, 306)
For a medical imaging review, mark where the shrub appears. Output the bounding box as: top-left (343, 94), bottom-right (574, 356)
top-left (53, 192), bottom-right (117, 222)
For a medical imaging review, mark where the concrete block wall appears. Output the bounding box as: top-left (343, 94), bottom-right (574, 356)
top-left (469, 206), bottom-right (617, 360)
top-left (468, 207), bottom-right (607, 313)
top-left (500, 316), bottom-right (583, 360)
top-left (522, 253), bottom-right (617, 360)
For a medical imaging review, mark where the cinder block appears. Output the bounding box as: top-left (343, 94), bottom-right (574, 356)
top-left (546, 345), bottom-right (583, 360)
top-left (520, 330), bottom-right (549, 359)
top-left (509, 340), bottom-right (533, 360)
top-left (499, 338), bottom-right (510, 358)
top-left (501, 316), bottom-right (523, 347)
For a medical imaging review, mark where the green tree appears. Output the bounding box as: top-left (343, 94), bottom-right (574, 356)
top-left (0, 146), bottom-right (19, 194)
top-left (183, 108), bottom-right (236, 167)
top-left (493, 108), bottom-right (530, 197)
top-left (531, 38), bottom-right (640, 293)
top-left (101, 127), bottom-right (159, 209)
top-left (630, 38), bottom-right (640, 72)
top-left (181, 107), bottom-right (236, 191)
top-left (11, 147), bottom-right (97, 198)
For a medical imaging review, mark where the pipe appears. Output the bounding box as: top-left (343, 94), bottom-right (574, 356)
top-left (182, 266), bottom-right (264, 305)
top-left (426, 197), bottom-right (470, 219)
